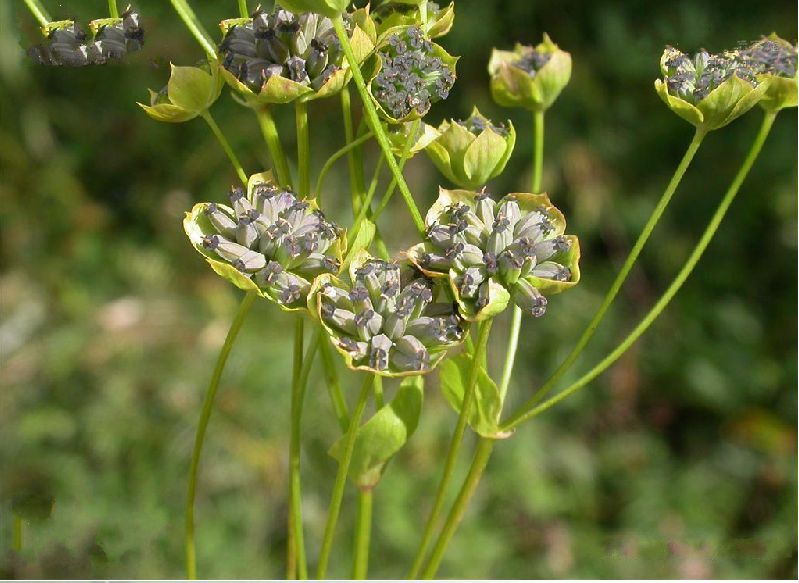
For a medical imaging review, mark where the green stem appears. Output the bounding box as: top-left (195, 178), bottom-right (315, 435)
top-left (332, 16), bottom-right (426, 237)
top-left (373, 375), bottom-right (384, 409)
top-left (316, 374), bottom-right (374, 579)
top-left (22, 0), bottom-right (50, 27)
top-left (169, 0), bottom-right (217, 60)
top-left (108, 0), bottom-right (119, 19)
top-left (288, 318), bottom-right (319, 579)
top-left (501, 127), bottom-right (707, 431)
top-left (295, 101), bottom-right (311, 197)
top-left (256, 107), bottom-right (293, 188)
top-left (351, 489), bottom-right (373, 579)
top-left (200, 111), bottom-right (248, 186)
top-left (504, 112), bottom-right (777, 429)
top-left (341, 87), bottom-right (366, 215)
top-left (315, 132), bottom-right (374, 200)
top-left (532, 110), bottom-right (544, 193)
top-left (185, 291), bottom-right (257, 580)
top-left (407, 319), bottom-right (493, 578)
top-left (237, 0), bottom-right (248, 18)
top-left (420, 438), bottom-right (495, 579)
top-left (319, 333), bottom-right (350, 433)
top-left (12, 515), bottom-right (22, 552)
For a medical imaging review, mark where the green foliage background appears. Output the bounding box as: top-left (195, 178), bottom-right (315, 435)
top-left (1, 0), bottom-right (796, 578)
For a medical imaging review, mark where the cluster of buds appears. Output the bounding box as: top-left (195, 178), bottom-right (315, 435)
top-left (488, 34), bottom-right (572, 112)
top-left (409, 189), bottom-right (580, 321)
top-left (425, 108), bottom-right (516, 189)
top-left (218, 7), bottom-right (373, 104)
top-left (369, 26), bottom-right (457, 122)
top-left (740, 35), bottom-right (798, 112)
top-left (311, 253), bottom-right (465, 375)
top-left (655, 45), bottom-right (768, 131)
top-left (28, 10), bottom-right (143, 66)
top-left (184, 174), bottom-right (344, 310)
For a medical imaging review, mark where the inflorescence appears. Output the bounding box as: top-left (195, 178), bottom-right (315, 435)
top-left (663, 47), bottom-right (757, 103)
top-left (512, 45), bottom-right (551, 77)
top-left (741, 37), bottom-right (798, 78)
top-left (372, 26), bottom-right (455, 120)
top-left (28, 10), bottom-right (143, 66)
top-left (219, 7), bottom-right (344, 93)
top-left (455, 110), bottom-right (510, 137)
top-left (201, 184), bottom-right (341, 308)
top-left (317, 259), bottom-right (465, 374)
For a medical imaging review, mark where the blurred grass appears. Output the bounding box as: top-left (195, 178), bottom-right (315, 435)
top-left (1, 0), bottom-right (796, 578)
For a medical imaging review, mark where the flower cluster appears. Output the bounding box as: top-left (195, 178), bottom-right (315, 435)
top-left (184, 175), bottom-right (344, 310)
top-left (311, 254), bottom-right (466, 376)
top-left (662, 48), bottom-right (756, 103)
top-left (220, 8), bottom-right (343, 94)
top-left (370, 26), bottom-right (456, 122)
top-left (741, 37), bottom-right (798, 78)
top-left (28, 11), bottom-right (143, 66)
top-left (409, 189), bottom-right (580, 321)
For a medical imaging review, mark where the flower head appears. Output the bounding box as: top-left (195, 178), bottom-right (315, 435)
top-left (368, 26), bottom-right (457, 123)
top-left (425, 107), bottom-right (516, 189)
top-left (310, 253), bottom-right (465, 376)
top-left (218, 7), bottom-right (374, 105)
top-left (740, 34), bottom-right (798, 112)
top-left (184, 172), bottom-right (345, 310)
top-left (488, 34), bottom-right (571, 112)
top-left (654, 45), bottom-right (768, 131)
top-left (408, 189), bottom-right (580, 321)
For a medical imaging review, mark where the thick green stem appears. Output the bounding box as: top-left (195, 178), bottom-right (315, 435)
top-left (256, 107), bottom-right (293, 188)
top-left (237, 0), bottom-right (248, 18)
top-left (12, 515), bottom-right (22, 552)
top-left (200, 111), bottom-right (248, 186)
top-left (332, 16), bottom-right (426, 236)
top-left (169, 0), bottom-right (217, 60)
top-left (295, 101), bottom-right (311, 197)
top-left (341, 87), bottom-right (367, 215)
top-left (316, 374), bottom-right (374, 579)
top-left (351, 489), bottom-right (373, 579)
top-left (407, 320), bottom-right (493, 578)
top-left (502, 128), bottom-right (707, 430)
top-left (108, 0), bottom-right (119, 19)
top-left (532, 110), bottom-right (544, 193)
top-left (288, 318), bottom-right (320, 579)
top-left (315, 131), bottom-right (374, 200)
top-left (185, 291), bottom-right (256, 580)
top-left (23, 0), bottom-right (50, 27)
top-left (504, 112), bottom-right (777, 429)
top-left (420, 437), bottom-right (495, 579)
top-left (319, 334), bottom-right (350, 432)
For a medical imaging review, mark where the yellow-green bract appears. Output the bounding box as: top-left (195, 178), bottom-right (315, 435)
top-left (138, 63), bottom-right (223, 123)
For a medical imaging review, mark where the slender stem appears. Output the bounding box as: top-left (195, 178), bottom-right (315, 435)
top-left (169, 0), bottom-right (217, 60)
top-left (108, 0), bottom-right (119, 19)
top-left (200, 111), bottom-right (248, 186)
top-left (341, 87), bottom-right (366, 215)
top-left (407, 320), bottom-right (493, 578)
top-left (505, 112), bottom-right (777, 429)
top-left (420, 437), bottom-right (495, 579)
top-left (351, 489), bottom-right (373, 579)
top-left (185, 291), bottom-right (257, 580)
top-left (373, 375), bottom-right (384, 410)
top-left (22, 0), bottom-right (50, 27)
top-left (332, 16), bottom-right (426, 236)
top-left (319, 334), bottom-right (350, 432)
top-left (256, 107), bottom-right (293, 188)
top-left (502, 128), bottom-right (707, 430)
top-left (316, 374), bottom-right (374, 579)
top-left (314, 131), bottom-right (374, 200)
top-left (237, 0), bottom-right (248, 18)
top-left (12, 515), bottom-right (22, 552)
top-left (532, 110), bottom-right (545, 193)
top-left (287, 318), bottom-right (304, 579)
top-left (295, 101), bottom-right (311, 197)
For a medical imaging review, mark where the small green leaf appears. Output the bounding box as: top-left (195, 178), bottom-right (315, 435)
top-left (329, 376), bottom-right (424, 488)
top-left (439, 353), bottom-right (503, 438)
top-left (344, 220), bottom-right (376, 268)
top-left (167, 64), bottom-right (217, 114)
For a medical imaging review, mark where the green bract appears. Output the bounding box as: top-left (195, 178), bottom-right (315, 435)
top-left (488, 34), bottom-right (571, 112)
top-left (425, 108), bottom-right (515, 189)
top-left (654, 46), bottom-right (768, 132)
top-left (367, 25), bottom-right (458, 123)
top-left (183, 172), bottom-right (345, 311)
top-left (218, 7), bottom-right (375, 105)
top-left (373, 1), bottom-right (454, 39)
top-left (138, 63), bottom-right (223, 123)
top-left (275, 0), bottom-right (350, 19)
top-left (408, 188), bottom-right (581, 322)
top-left (387, 121), bottom-right (441, 158)
top-left (741, 34), bottom-right (798, 113)
top-left (309, 252), bottom-right (466, 376)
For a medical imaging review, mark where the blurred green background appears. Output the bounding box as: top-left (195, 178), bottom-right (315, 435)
top-left (1, 0), bottom-right (796, 578)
